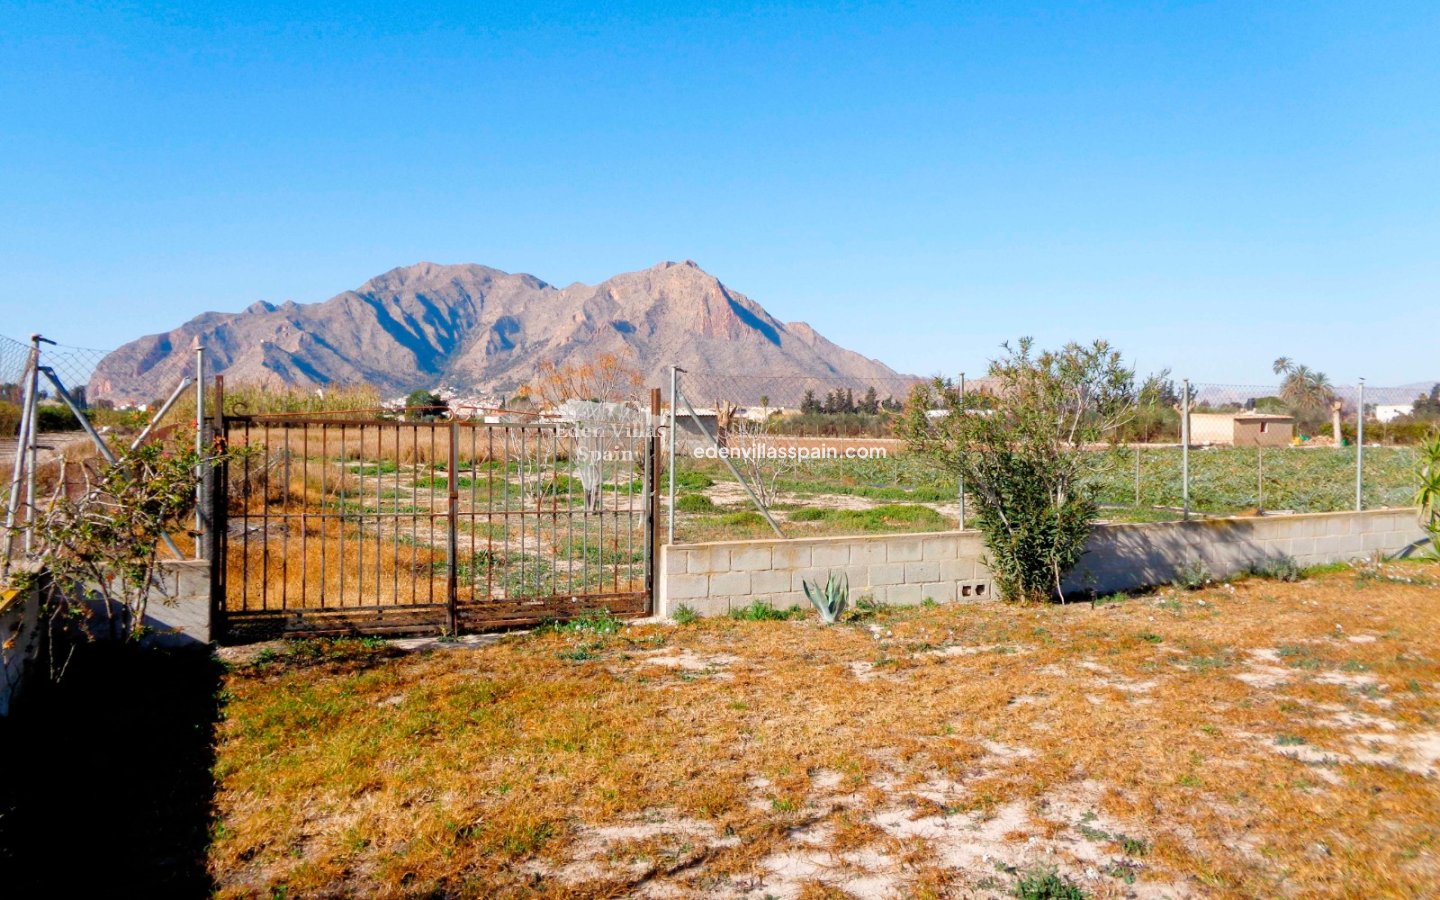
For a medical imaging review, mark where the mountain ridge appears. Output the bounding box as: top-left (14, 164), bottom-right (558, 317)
top-left (90, 260), bottom-right (911, 404)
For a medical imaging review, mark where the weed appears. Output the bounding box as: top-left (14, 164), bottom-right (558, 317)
top-left (1118, 835), bottom-right (1149, 856)
top-left (1174, 558), bottom-right (1213, 590)
top-left (672, 604), bottom-right (700, 625)
top-left (729, 600), bottom-right (802, 621)
top-left (1250, 555), bottom-right (1303, 582)
top-left (675, 494), bottom-right (715, 513)
top-left (1276, 734), bottom-right (1307, 746)
top-left (1013, 866), bottom-right (1087, 899)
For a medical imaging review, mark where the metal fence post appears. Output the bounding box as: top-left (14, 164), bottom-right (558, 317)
top-left (957, 372), bottom-right (966, 530)
top-left (446, 418), bottom-right (460, 634)
top-left (645, 388), bottom-right (660, 605)
top-left (3, 342), bottom-right (38, 565)
top-left (194, 341), bottom-right (207, 559)
top-left (667, 366), bottom-right (680, 545)
top-left (209, 376), bottom-right (227, 639)
top-left (1356, 378), bottom-right (1365, 511)
top-left (1134, 445), bottom-right (1141, 508)
top-left (1181, 378), bottom-right (1191, 521)
top-left (1257, 447), bottom-right (1265, 514)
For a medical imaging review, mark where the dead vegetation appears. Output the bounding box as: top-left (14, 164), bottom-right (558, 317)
top-left (210, 562), bottom-right (1440, 898)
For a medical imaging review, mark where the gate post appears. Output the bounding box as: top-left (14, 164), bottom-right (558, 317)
top-left (446, 419), bottom-right (460, 634)
top-left (644, 388), bottom-right (661, 609)
top-left (208, 376), bottom-right (228, 642)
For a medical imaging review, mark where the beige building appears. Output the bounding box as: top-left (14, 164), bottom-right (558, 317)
top-left (1190, 412), bottom-right (1294, 447)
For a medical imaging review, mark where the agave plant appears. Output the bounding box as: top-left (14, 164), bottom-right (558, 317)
top-left (1415, 429), bottom-right (1440, 558)
top-left (802, 571), bottom-right (849, 624)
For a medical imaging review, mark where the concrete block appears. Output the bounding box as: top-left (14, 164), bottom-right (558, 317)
top-left (919, 581), bottom-right (956, 603)
top-left (665, 549), bottom-right (691, 575)
top-left (868, 563), bottom-right (905, 586)
top-left (677, 594), bottom-right (730, 618)
top-left (938, 559), bottom-right (976, 582)
top-left (668, 574), bottom-right (710, 601)
top-left (688, 546), bottom-right (731, 575)
top-left (772, 543), bottom-right (813, 569)
top-left (887, 538), bottom-right (924, 562)
top-left (888, 583), bottom-right (924, 605)
top-left (731, 546), bottom-right (774, 571)
top-left (709, 571), bottom-right (751, 598)
top-left (853, 541), bottom-right (889, 566)
top-left (751, 569), bottom-right (793, 594)
top-left (1363, 531), bottom-right (1393, 552)
top-left (812, 543), bottom-right (851, 567)
top-left (922, 537), bottom-right (958, 561)
top-left (904, 561), bottom-right (940, 584)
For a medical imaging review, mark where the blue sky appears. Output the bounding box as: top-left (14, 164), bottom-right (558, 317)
top-left (1, 1), bottom-right (1436, 385)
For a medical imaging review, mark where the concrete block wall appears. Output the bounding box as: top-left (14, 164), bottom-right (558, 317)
top-left (142, 559), bottom-right (213, 647)
top-left (658, 508), bottom-right (1429, 618)
top-left (658, 531), bottom-right (995, 618)
top-left (1064, 508), bottom-right (1428, 596)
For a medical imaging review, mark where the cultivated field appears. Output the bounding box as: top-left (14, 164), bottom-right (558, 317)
top-left (670, 447), bottom-right (1422, 543)
top-left (208, 561), bottom-right (1440, 898)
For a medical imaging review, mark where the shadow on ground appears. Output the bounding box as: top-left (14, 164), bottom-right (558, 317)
top-left (0, 641), bottom-right (224, 896)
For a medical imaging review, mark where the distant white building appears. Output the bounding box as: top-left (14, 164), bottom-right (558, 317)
top-left (1375, 403), bottom-right (1414, 423)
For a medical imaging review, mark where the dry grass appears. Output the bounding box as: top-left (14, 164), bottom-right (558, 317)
top-left (210, 562), bottom-right (1440, 898)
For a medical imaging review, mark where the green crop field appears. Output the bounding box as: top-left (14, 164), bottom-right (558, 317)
top-left (667, 445), bottom-right (1422, 543)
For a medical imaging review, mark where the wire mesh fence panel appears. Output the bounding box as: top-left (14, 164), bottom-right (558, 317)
top-left (662, 369), bottom-right (1439, 543)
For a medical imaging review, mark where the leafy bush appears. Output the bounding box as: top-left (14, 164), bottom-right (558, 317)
top-left (0, 400), bottom-right (20, 436)
top-left (1250, 555), bottom-right (1303, 582)
top-left (1174, 558), bottom-right (1213, 590)
top-left (34, 403), bottom-right (79, 432)
top-left (900, 338), bottom-right (1136, 602)
top-left (674, 470), bottom-right (714, 490)
top-left (675, 494), bottom-right (715, 513)
top-left (672, 604), bottom-right (700, 625)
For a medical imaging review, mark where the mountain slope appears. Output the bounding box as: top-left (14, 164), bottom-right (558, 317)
top-left (90, 261), bottom-right (909, 404)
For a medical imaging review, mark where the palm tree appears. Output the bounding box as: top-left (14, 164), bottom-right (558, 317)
top-left (1272, 358), bottom-right (1336, 429)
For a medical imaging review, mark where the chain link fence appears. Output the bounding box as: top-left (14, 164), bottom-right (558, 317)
top-left (661, 367), bottom-right (1438, 543)
top-left (3, 334), bottom-right (1435, 547)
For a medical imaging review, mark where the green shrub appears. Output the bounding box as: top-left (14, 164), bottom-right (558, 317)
top-left (899, 338), bottom-right (1135, 602)
top-left (674, 470), bottom-right (714, 490)
top-left (675, 494), bottom-right (715, 513)
top-left (1250, 555), bottom-right (1303, 582)
top-left (0, 401), bottom-right (20, 437)
top-left (672, 604), bottom-right (700, 625)
top-left (720, 511), bottom-right (766, 528)
top-left (1173, 558), bottom-right (1213, 590)
top-left (1013, 866), bottom-right (1087, 899)
top-left (729, 600), bottom-right (802, 621)
top-left (34, 404), bottom-right (80, 432)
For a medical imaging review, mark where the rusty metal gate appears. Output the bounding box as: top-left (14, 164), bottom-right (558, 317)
top-left (215, 403), bottom-right (658, 640)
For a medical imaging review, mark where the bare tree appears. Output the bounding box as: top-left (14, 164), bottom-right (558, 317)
top-left (522, 351), bottom-right (644, 408)
top-left (724, 418), bottom-right (797, 508)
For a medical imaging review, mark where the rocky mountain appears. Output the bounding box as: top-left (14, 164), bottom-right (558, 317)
top-left (90, 261), bottom-right (912, 405)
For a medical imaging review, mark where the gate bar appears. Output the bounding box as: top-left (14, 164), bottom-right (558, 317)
top-left (446, 418), bottom-right (460, 634)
